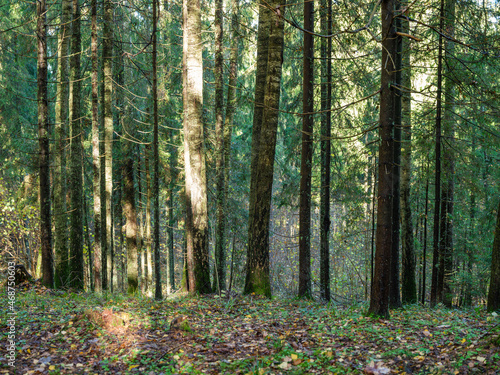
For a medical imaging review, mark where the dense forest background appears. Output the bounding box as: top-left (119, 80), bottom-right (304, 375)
top-left (0, 0), bottom-right (499, 312)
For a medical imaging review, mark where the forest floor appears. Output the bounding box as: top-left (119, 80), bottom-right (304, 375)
top-left (1, 281), bottom-right (500, 374)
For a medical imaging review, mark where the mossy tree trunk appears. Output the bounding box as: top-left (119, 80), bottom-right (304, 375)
top-left (244, 1), bottom-right (285, 298)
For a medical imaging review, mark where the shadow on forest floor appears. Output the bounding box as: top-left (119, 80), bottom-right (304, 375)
top-left (1, 281), bottom-right (499, 374)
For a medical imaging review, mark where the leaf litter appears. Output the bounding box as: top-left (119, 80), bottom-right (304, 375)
top-left (1, 283), bottom-right (499, 374)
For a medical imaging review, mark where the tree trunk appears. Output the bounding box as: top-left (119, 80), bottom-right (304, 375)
top-left (183, 0), bottom-right (211, 294)
top-left (247, 0), bottom-right (271, 234)
top-left (368, 0), bottom-right (397, 319)
top-left (390, 0), bottom-right (403, 309)
top-left (487, 201), bottom-right (500, 312)
top-left (298, 0), bottom-right (314, 299)
top-left (37, 0), bottom-right (53, 288)
top-left (123, 156), bottom-right (138, 295)
top-left (145, 145), bottom-right (153, 295)
top-left (439, 0), bottom-right (456, 308)
top-left (319, 0), bottom-right (332, 302)
top-left (421, 174), bottom-right (429, 304)
top-left (91, 0), bottom-right (102, 293)
top-left (214, 0), bottom-right (226, 293)
top-left (430, 0), bottom-right (445, 307)
top-left (400, 3), bottom-right (416, 305)
top-left (54, 0), bottom-right (71, 289)
top-left (69, 0), bottom-right (84, 290)
top-left (244, 0), bottom-right (285, 298)
top-left (102, 0), bottom-right (114, 291)
top-left (152, 0), bottom-right (162, 300)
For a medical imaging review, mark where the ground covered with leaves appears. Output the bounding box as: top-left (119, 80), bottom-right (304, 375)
top-left (1, 282), bottom-right (499, 374)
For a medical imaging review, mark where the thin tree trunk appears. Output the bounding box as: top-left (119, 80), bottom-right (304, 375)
top-left (319, 0), bottom-right (332, 302)
top-left (368, 0), bottom-right (397, 319)
top-left (430, 0), bottom-right (445, 307)
top-left (145, 145), bottom-right (153, 295)
top-left (91, 0), bottom-right (102, 293)
top-left (123, 156), bottom-right (138, 295)
top-left (244, 1), bottom-right (285, 297)
top-left (298, 0), bottom-right (314, 299)
top-left (390, 0), bottom-right (402, 309)
top-left (421, 174), bottom-right (429, 304)
top-left (487, 200), bottom-right (500, 312)
top-left (183, 0), bottom-right (211, 294)
top-left (400, 3), bottom-right (416, 304)
top-left (38, 0), bottom-right (53, 288)
top-left (68, 0), bottom-right (84, 290)
top-left (102, 0), bottom-right (114, 291)
top-left (54, 0), bottom-right (71, 289)
top-left (153, 0), bottom-right (162, 300)
top-left (440, 0), bottom-right (456, 307)
top-left (214, 0), bottom-right (226, 293)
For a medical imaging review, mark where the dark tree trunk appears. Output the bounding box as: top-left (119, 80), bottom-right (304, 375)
top-left (37, 0), bottom-right (53, 288)
top-left (69, 0), bottom-right (84, 290)
top-left (244, 1), bottom-right (285, 297)
top-left (487, 201), bottom-right (500, 312)
top-left (214, 0), bottom-right (226, 293)
top-left (390, 0), bottom-right (402, 309)
top-left (319, 0), bottom-right (332, 302)
top-left (298, 0), bottom-right (314, 299)
top-left (152, 0), bottom-right (162, 300)
top-left (123, 157), bottom-right (138, 295)
top-left (400, 2), bottom-right (416, 305)
top-left (421, 175), bottom-right (429, 305)
top-left (430, 0), bottom-right (445, 307)
top-left (368, 0), bottom-right (397, 319)
top-left (54, 0), bottom-right (71, 289)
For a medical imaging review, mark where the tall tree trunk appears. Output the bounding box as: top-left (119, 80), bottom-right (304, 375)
top-left (54, 0), bottom-right (71, 289)
top-left (421, 174), bottom-right (429, 304)
top-left (487, 201), bottom-right (500, 312)
top-left (38, 0), bottom-right (53, 288)
top-left (400, 3), bottom-right (416, 304)
top-left (145, 145), bottom-right (153, 295)
top-left (167, 130), bottom-right (177, 294)
top-left (319, 0), bottom-right (332, 302)
top-left (153, 0), bottom-right (162, 300)
top-left (390, 0), bottom-right (402, 309)
top-left (430, 0), bottom-right (445, 307)
top-left (439, 0), bottom-right (456, 308)
top-left (247, 0), bottom-right (271, 235)
top-left (102, 0), bottom-right (114, 291)
top-left (91, 0), bottom-right (102, 293)
top-left (244, 1), bottom-right (285, 297)
top-left (298, 0), bottom-right (314, 299)
top-left (183, 0), bottom-right (211, 294)
top-left (69, 0), bottom-right (84, 290)
top-left (214, 0), bottom-right (226, 293)
top-left (368, 0), bottom-right (397, 319)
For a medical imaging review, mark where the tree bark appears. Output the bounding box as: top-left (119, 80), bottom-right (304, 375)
top-left (368, 0), bottom-right (397, 319)
top-left (91, 0), bottom-right (101, 293)
top-left (69, 0), bottom-right (84, 290)
top-left (183, 0), bottom-right (211, 294)
top-left (153, 0), bottom-right (162, 300)
top-left (102, 0), bottom-right (114, 291)
top-left (430, 0), bottom-right (445, 307)
top-left (214, 0), bottom-right (225, 292)
top-left (37, 0), bottom-right (53, 288)
top-left (319, 0), bottom-right (332, 302)
top-left (400, 2), bottom-right (416, 305)
top-left (244, 0), bottom-right (285, 298)
top-left (54, 0), bottom-right (71, 289)
top-left (298, 0), bottom-right (314, 299)
top-left (487, 201), bottom-right (500, 312)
